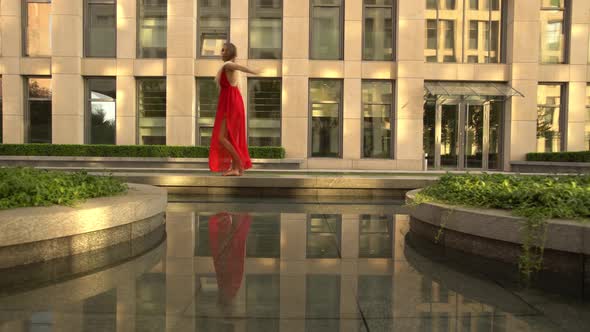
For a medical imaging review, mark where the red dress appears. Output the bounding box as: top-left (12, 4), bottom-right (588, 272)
top-left (209, 69), bottom-right (253, 172)
top-left (208, 212), bottom-right (252, 303)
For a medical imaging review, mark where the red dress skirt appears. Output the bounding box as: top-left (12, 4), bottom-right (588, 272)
top-left (209, 70), bottom-right (253, 172)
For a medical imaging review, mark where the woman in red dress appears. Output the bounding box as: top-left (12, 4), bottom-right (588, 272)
top-left (209, 43), bottom-right (259, 176)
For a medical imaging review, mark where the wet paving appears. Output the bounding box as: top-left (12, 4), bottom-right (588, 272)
top-left (0, 199), bottom-right (588, 332)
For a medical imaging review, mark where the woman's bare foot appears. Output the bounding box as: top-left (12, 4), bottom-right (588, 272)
top-left (222, 167), bottom-right (234, 176)
top-left (224, 169), bottom-right (241, 176)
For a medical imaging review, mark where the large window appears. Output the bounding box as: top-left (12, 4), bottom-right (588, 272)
top-left (86, 78), bottom-right (116, 144)
top-left (196, 78), bottom-right (218, 146)
top-left (310, 79), bottom-right (342, 158)
top-left (25, 0), bottom-right (52, 57)
top-left (363, 0), bottom-right (394, 61)
top-left (138, 0), bottom-right (167, 58)
top-left (249, 0), bottom-right (282, 59)
top-left (310, 0), bottom-right (343, 60)
top-left (138, 78), bottom-right (166, 145)
top-left (425, 0), bottom-right (504, 63)
top-left (26, 77), bottom-right (52, 143)
top-left (362, 80), bottom-right (393, 159)
top-left (84, 0), bottom-right (116, 57)
top-left (586, 84), bottom-right (590, 150)
top-left (540, 0), bottom-right (569, 64)
top-left (537, 83), bottom-right (566, 153)
top-left (248, 78), bottom-right (281, 146)
top-left (198, 0), bottom-right (230, 57)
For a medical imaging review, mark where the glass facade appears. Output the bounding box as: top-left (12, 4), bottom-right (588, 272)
top-left (540, 0), bottom-right (567, 64)
top-left (537, 83), bottom-right (565, 153)
top-left (198, 0), bottom-right (230, 57)
top-left (248, 78), bottom-right (281, 146)
top-left (138, 0), bottom-right (167, 58)
top-left (26, 77), bottom-right (52, 143)
top-left (249, 0), bottom-right (282, 59)
top-left (137, 78), bottom-right (166, 145)
top-left (425, 0), bottom-right (503, 63)
top-left (363, 0), bottom-right (394, 61)
top-left (26, 0), bottom-right (52, 57)
top-left (310, 0), bottom-right (343, 60)
top-left (84, 0), bottom-right (116, 57)
top-left (310, 79), bottom-right (342, 158)
top-left (86, 78), bottom-right (116, 144)
top-left (196, 78), bottom-right (218, 146)
top-left (362, 80), bottom-right (393, 159)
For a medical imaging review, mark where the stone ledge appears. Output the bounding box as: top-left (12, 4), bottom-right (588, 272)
top-left (405, 189), bottom-right (590, 256)
top-left (511, 161), bottom-right (590, 174)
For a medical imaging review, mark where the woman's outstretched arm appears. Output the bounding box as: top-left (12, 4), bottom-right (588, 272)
top-left (223, 62), bottom-right (259, 75)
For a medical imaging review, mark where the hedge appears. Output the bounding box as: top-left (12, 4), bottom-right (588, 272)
top-left (0, 144), bottom-right (285, 159)
top-left (526, 151), bottom-right (590, 163)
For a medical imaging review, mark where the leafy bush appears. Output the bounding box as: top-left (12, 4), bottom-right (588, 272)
top-left (526, 151), bottom-right (590, 163)
top-left (0, 144), bottom-right (286, 159)
top-left (413, 173), bottom-right (590, 279)
top-left (0, 167), bottom-right (127, 210)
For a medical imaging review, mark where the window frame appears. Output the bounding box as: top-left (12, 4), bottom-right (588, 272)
top-left (361, 79), bottom-right (395, 159)
top-left (136, 0), bottom-right (168, 59)
top-left (85, 77), bottom-right (117, 144)
top-left (247, 77), bottom-right (282, 147)
top-left (306, 214), bottom-right (342, 259)
top-left (195, 77), bottom-right (218, 146)
top-left (358, 214), bottom-right (393, 259)
top-left (22, 0), bottom-right (52, 58)
top-left (309, 0), bottom-right (345, 61)
top-left (136, 77), bottom-right (167, 145)
top-left (197, 0), bottom-right (231, 59)
top-left (537, 82), bottom-right (568, 152)
top-left (24, 76), bottom-right (52, 143)
top-left (248, 0), bottom-right (283, 59)
top-left (0, 77), bottom-right (3, 144)
top-left (361, 0), bottom-right (396, 61)
top-left (539, 0), bottom-right (571, 64)
top-left (83, 0), bottom-right (117, 58)
top-left (308, 78), bottom-right (344, 158)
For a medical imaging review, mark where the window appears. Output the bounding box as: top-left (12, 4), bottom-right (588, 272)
top-left (306, 214), bottom-right (341, 258)
top-left (537, 83), bottom-right (566, 153)
top-left (84, 0), bottom-right (116, 57)
top-left (362, 80), bottom-right (393, 159)
top-left (26, 77), bottom-right (52, 143)
top-left (310, 0), bottom-right (343, 60)
top-left (359, 215), bottom-right (392, 258)
top-left (586, 84), bottom-right (590, 150)
top-left (425, 0), bottom-right (505, 63)
top-left (310, 79), bottom-right (342, 158)
top-left (86, 78), bottom-right (116, 144)
top-left (25, 0), bottom-right (52, 56)
top-left (198, 0), bottom-right (230, 57)
top-left (249, 0), bottom-right (282, 59)
top-left (0, 78), bottom-right (2, 143)
top-left (248, 78), bottom-right (281, 146)
top-left (363, 0), bottom-right (394, 61)
top-left (137, 78), bottom-right (166, 145)
top-left (196, 78), bottom-right (218, 146)
top-left (540, 0), bottom-right (568, 64)
top-left (138, 0), bottom-right (167, 58)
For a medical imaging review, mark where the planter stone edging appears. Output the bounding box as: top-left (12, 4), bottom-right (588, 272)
top-left (405, 189), bottom-right (590, 256)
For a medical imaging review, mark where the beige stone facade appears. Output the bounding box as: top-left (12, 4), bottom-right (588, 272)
top-left (1, 0), bottom-right (589, 171)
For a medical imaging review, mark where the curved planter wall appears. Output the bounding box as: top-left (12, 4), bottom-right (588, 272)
top-left (0, 184), bottom-right (167, 269)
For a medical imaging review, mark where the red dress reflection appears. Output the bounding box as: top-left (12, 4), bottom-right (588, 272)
top-left (208, 212), bottom-right (252, 303)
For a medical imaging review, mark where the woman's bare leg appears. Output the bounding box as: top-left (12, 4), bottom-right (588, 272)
top-left (218, 119), bottom-right (243, 176)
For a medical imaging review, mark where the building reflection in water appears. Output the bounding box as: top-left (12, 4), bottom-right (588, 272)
top-left (0, 207), bottom-right (565, 332)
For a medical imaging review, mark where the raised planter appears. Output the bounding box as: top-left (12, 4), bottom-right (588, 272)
top-left (511, 160), bottom-right (590, 174)
top-left (0, 183), bottom-right (167, 269)
top-left (405, 189), bottom-right (590, 297)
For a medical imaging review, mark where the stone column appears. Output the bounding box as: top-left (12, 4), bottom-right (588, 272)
top-left (166, 0), bottom-right (197, 146)
top-left (1, 0), bottom-right (24, 143)
top-left (396, 0), bottom-right (426, 170)
top-left (51, 1), bottom-right (84, 144)
top-left (343, 0), bottom-right (362, 160)
top-left (566, 0), bottom-right (590, 151)
top-left (281, 0), bottom-right (310, 159)
top-left (116, 0), bottom-right (137, 145)
top-left (507, 0), bottom-right (541, 164)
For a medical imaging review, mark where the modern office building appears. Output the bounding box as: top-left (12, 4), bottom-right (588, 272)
top-left (0, 0), bottom-right (589, 171)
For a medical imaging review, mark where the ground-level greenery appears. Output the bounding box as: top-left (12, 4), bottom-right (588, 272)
top-left (0, 167), bottom-right (127, 210)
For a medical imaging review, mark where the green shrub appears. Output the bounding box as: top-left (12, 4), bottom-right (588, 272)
top-left (526, 151), bottom-right (590, 162)
top-left (0, 167), bottom-right (127, 210)
top-left (0, 144), bottom-right (285, 159)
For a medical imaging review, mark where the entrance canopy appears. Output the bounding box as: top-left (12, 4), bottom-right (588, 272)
top-left (424, 82), bottom-right (524, 101)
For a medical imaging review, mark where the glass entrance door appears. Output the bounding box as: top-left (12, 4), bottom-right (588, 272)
top-left (440, 104), bottom-right (459, 169)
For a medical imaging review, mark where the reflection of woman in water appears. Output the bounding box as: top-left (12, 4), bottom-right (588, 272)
top-left (208, 212), bottom-right (252, 304)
